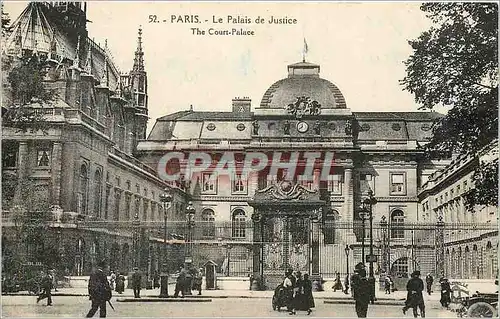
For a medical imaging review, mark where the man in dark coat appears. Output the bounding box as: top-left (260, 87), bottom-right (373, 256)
top-left (353, 268), bottom-right (370, 318)
top-left (425, 273), bottom-right (434, 295)
top-left (350, 262), bottom-right (365, 299)
top-left (36, 270), bottom-right (53, 306)
top-left (131, 267), bottom-right (142, 298)
top-left (439, 277), bottom-right (451, 308)
top-left (174, 266), bottom-right (187, 298)
top-left (403, 270), bottom-right (426, 318)
top-left (86, 260), bottom-right (112, 318)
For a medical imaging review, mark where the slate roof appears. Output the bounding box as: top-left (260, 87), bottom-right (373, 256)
top-left (354, 112), bottom-right (443, 121)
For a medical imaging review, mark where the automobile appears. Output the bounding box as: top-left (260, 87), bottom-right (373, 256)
top-left (457, 291), bottom-right (498, 318)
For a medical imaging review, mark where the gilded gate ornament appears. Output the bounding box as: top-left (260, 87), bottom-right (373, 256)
top-left (286, 96), bottom-right (321, 119)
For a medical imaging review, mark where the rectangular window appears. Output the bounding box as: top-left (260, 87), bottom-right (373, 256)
top-left (114, 190), bottom-right (121, 221)
top-left (125, 193), bottom-right (131, 220)
top-left (360, 173), bottom-right (374, 194)
top-left (151, 203), bottom-right (156, 221)
top-left (2, 142), bottom-right (18, 168)
top-left (37, 150), bottom-right (51, 167)
top-left (202, 173), bottom-right (217, 194)
top-left (327, 174), bottom-right (343, 195)
top-left (232, 174), bottom-right (247, 194)
top-left (104, 187), bottom-right (111, 219)
top-left (390, 173), bottom-right (406, 195)
top-left (143, 200), bottom-right (149, 221)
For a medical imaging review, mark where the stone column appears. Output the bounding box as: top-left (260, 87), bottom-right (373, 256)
top-left (343, 167), bottom-right (357, 242)
top-left (51, 142), bottom-right (63, 207)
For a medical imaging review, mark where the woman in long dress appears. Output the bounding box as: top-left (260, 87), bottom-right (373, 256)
top-left (295, 273), bottom-right (315, 315)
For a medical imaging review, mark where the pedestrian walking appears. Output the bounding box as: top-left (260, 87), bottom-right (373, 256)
top-left (115, 273), bottom-right (125, 294)
top-left (353, 268), bottom-right (370, 318)
top-left (36, 270), bottom-right (53, 306)
top-left (283, 269), bottom-right (296, 315)
top-left (384, 275), bottom-right (392, 294)
top-left (332, 272), bottom-right (343, 292)
top-left (192, 268), bottom-right (203, 295)
top-left (174, 266), bottom-right (187, 298)
top-left (402, 270), bottom-right (426, 318)
top-left (425, 273), bottom-right (434, 295)
top-left (131, 267), bottom-right (142, 298)
top-left (50, 269), bottom-right (58, 292)
top-left (295, 273), bottom-right (314, 315)
top-left (343, 274), bottom-right (350, 294)
top-left (153, 270), bottom-right (160, 289)
top-left (86, 260), bottom-right (112, 318)
top-left (109, 271), bottom-right (116, 291)
top-left (351, 262), bottom-right (365, 299)
top-left (439, 277), bottom-right (451, 308)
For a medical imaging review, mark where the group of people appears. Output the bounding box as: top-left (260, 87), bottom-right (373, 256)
top-left (174, 266), bottom-right (204, 297)
top-left (282, 269), bottom-right (315, 315)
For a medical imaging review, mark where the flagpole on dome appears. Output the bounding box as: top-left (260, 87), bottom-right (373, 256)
top-left (303, 38), bottom-right (309, 62)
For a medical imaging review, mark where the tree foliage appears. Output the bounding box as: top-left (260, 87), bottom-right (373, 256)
top-left (401, 3), bottom-right (498, 208)
top-left (3, 55), bottom-right (57, 133)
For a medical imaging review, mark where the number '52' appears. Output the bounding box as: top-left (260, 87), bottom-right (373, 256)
top-left (149, 15), bottom-right (158, 23)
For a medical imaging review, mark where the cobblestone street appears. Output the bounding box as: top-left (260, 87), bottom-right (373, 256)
top-left (2, 289), bottom-right (456, 318)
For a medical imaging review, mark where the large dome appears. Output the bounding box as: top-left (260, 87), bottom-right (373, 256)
top-left (259, 62), bottom-right (346, 109)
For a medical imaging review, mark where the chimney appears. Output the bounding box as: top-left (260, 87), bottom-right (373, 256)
top-left (232, 97), bottom-right (251, 113)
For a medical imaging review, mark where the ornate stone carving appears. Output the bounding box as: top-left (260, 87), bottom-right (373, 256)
top-left (256, 180), bottom-right (317, 201)
top-left (286, 96), bottom-right (321, 119)
top-left (283, 120), bottom-right (290, 135)
top-left (252, 120), bottom-right (259, 135)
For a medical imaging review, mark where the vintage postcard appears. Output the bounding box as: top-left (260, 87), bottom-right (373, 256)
top-left (1, 1), bottom-right (497, 318)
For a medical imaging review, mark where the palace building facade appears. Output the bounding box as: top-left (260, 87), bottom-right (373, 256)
top-left (3, 2), bottom-right (496, 289)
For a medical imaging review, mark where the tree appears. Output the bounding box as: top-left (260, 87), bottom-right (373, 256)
top-left (401, 3), bottom-right (498, 208)
top-left (3, 55), bottom-right (57, 133)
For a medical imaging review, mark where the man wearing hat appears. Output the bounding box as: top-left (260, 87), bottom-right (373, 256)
top-left (131, 267), bottom-right (142, 298)
top-left (403, 270), bottom-right (425, 318)
top-left (86, 260), bottom-right (112, 318)
top-left (350, 263), bottom-right (365, 299)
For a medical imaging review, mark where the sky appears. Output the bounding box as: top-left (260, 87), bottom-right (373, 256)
top-left (3, 1), bottom-right (439, 133)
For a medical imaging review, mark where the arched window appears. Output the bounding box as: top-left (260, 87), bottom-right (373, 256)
top-left (451, 249), bottom-right (456, 278)
top-left (457, 247), bottom-right (463, 279)
top-left (93, 170), bottom-right (103, 218)
top-left (78, 164), bottom-right (89, 214)
top-left (202, 209), bottom-right (215, 238)
top-left (232, 209), bottom-right (246, 238)
top-left (445, 249), bottom-right (450, 278)
top-left (390, 210), bottom-right (404, 239)
top-left (391, 257), bottom-right (408, 278)
top-left (75, 238), bottom-right (85, 276)
top-left (464, 246), bottom-right (470, 279)
top-left (472, 245), bottom-right (478, 279)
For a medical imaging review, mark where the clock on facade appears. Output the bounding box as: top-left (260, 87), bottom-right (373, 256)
top-left (296, 121), bottom-right (309, 133)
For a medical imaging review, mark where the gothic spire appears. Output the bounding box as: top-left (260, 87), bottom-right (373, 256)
top-left (100, 57), bottom-right (109, 87)
top-left (72, 35), bottom-right (81, 68)
top-left (132, 26), bottom-right (144, 72)
top-left (83, 41), bottom-right (93, 75)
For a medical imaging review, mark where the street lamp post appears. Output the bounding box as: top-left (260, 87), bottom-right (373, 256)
top-left (132, 213), bottom-right (140, 268)
top-left (379, 216), bottom-right (388, 275)
top-left (159, 190), bottom-right (172, 298)
top-left (184, 201), bottom-right (196, 295)
top-left (359, 189), bottom-right (377, 304)
top-left (344, 244), bottom-right (350, 294)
